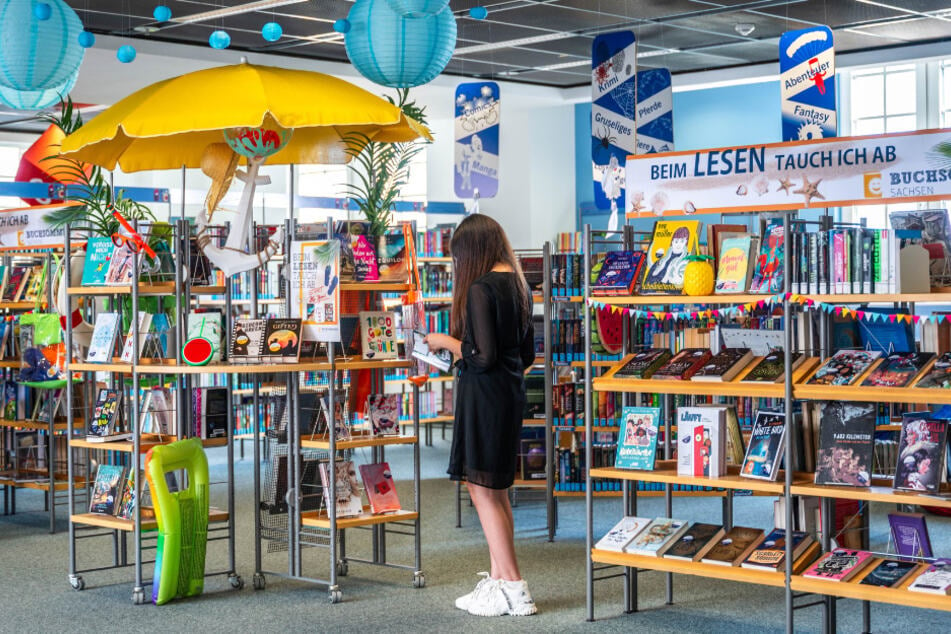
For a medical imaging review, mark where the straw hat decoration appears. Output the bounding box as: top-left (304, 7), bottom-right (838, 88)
top-left (200, 142), bottom-right (240, 219)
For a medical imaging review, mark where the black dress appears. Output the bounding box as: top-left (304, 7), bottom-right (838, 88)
top-left (448, 271), bottom-right (535, 489)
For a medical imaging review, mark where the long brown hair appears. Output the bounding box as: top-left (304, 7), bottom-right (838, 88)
top-left (449, 214), bottom-right (530, 339)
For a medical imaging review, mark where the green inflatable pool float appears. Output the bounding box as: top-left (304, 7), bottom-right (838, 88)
top-left (145, 438), bottom-right (209, 605)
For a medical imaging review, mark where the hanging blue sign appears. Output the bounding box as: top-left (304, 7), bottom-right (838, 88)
top-left (592, 31), bottom-right (637, 224)
top-left (779, 26), bottom-right (836, 141)
top-left (454, 81), bottom-right (500, 202)
top-left (635, 68), bottom-right (673, 154)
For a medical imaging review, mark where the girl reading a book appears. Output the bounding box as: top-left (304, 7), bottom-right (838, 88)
top-left (424, 214), bottom-right (537, 618)
top-left (644, 226), bottom-right (691, 286)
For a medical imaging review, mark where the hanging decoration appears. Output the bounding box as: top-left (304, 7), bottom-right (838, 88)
top-left (209, 30), bottom-right (231, 49)
top-left (453, 81), bottom-right (499, 209)
top-left (117, 44), bottom-right (136, 63)
top-left (344, 0), bottom-right (456, 88)
top-left (634, 68), bottom-right (674, 155)
top-left (779, 26), bottom-right (836, 142)
top-left (333, 18), bottom-right (351, 33)
top-left (261, 21), bottom-right (282, 42)
top-left (78, 31), bottom-right (95, 48)
top-left (33, 2), bottom-right (51, 20)
top-left (153, 5), bottom-right (172, 22)
top-left (386, 0), bottom-right (449, 18)
top-left (0, 71), bottom-right (76, 110)
top-left (469, 6), bottom-right (488, 20)
top-left (0, 0), bottom-right (85, 92)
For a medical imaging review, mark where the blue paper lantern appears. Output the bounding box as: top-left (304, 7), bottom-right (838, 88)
top-left (345, 0), bottom-right (456, 88)
top-left (153, 5), bottom-right (172, 22)
top-left (261, 22), bottom-right (282, 42)
top-left (209, 30), bottom-right (231, 50)
top-left (34, 2), bottom-right (51, 20)
top-left (78, 30), bottom-right (95, 48)
top-left (386, 0), bottom-right (448, 18)
top-left (333, 19), bottom-right (351, 33)
top-left (469, 6), bottom-right (488, 20)
top-left (117, 44), bottom-right (136, 63)
top-left (0, 67), bottom-right (76, 110)
top-left (0, 0), bottom-right (85, 91)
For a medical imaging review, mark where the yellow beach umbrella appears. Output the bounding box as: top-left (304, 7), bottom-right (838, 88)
top-left (59, 61), bottom-right (431, 171)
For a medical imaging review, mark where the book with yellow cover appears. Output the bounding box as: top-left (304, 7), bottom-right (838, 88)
top-left (641, 221), bottom-right (701, 294)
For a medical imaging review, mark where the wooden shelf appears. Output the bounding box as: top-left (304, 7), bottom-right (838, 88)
top-left (387, 375), bottom-right (454, 384)
top-left (67, 284), bottom-right (225, 296)
top-left (70, 358), bottom-right (412, 375)
top-left (0, 475), bottom-right (82, 491)
top-left (0, 418), bottom-right (84, 431)
top-left (554, 490), bottom-right (729, 498)
top-left (523, 419), bottom-right (548, 427)
top-left (300, 507), bottom-right (418, 529)
top-left (790, 479), bottom-right (951, 509)
top-left (301, 434), bottom-right (417, 451)
top-left (418, 256), bottom-right (452, 263)
top-left (807, 292), bottom-right (951, 305)
top-left (70, 437), bottom-right (228, 453)
top-left (512, 478), bottom-right (546, 488)
top-left (592, 541), bottom-right (820, 587)
top-left (419, 415), bottom-right (453, 425)
top-left (71, 507), bottom-right (229, 532)
top-left (339, 282), bottom-right (411, 292)
top-left (790, 559), bottom-right (951, 613)
top-left (590, 462), bottom-right (804, 495)
top-left (0, 301), bottom-right (35, 310)
top-left (571, 360), bottom-right (623, 368)
top-left (422, 297), bottom-right (452, 304)
top-left (194, 298), bottom-right (286, 305)
top-left (0, 359), bottom-right (22, 368)
top-left (550, 295), bottom-right (585, 303)
top-left (591, 294), bottom-right (768, 306)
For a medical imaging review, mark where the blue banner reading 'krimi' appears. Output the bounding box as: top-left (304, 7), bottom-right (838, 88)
top-left (780, 25), bottom-right (836, 142)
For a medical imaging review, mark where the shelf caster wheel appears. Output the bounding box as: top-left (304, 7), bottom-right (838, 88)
top-left (132, 588), bottom-right (147, 605)
top-left (229, 575), bottom-right (244, 590)
top-left (252, 573), bottom-right (266, 591)
top-left (413, 572), bottom-right (426, 589)
top-left (329, 588), bottom-right (342, 604)
top-left (69, 575), bottom-right (84, 591)
top-left (336, 561), bottom-right (349, 577)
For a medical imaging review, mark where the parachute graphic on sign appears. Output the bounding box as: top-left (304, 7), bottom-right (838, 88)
top-left (780, 26), bottom-right (836, 142)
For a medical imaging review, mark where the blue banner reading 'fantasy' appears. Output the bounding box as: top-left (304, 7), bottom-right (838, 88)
top-left (592, 31), bottom-right (637, 221)
top-left (454, 81), bottom-right (500, 201)
top-left (780, 25), bottom-right (836, 142)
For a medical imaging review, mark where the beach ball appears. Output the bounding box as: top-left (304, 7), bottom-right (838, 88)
top-left (153, 5), bottom-right (172, 22)
top-left (0, 68), bottom-right (75, 110)
top-left (386, 0), bottom-right (449, 18)
top-left (345, 0), bottom-right (456, 88)
top-left (209, 30), bottom-right (231, 49)
top-left (0, 0), bottom-right (85, 91)
top-left (117, 45), bottom-right (136, 63)
top-left (262, 21), bottom-right (282, 42)
top-left (78, 30), bottom-right (95, 48)
top-left (223, 124), bottom-right (292, 162)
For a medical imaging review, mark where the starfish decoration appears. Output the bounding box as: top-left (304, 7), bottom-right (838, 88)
top-left (777, 176), bottom-right (794, 195)
top-left (629, 197), bottom-right (646, 215)
top-left (793, 175), bottom-right (825, 206)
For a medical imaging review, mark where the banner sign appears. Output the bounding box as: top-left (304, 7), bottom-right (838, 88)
top-left (780, 26), bottom-right (836, 142)
top-left (626, 128), bottom-right (951, 217)
top-left (454, 81), bottom-right (500, 200)
top-left (290, 240), bottom-right (341, 342)
top-left (0, 203), bottom-right (84, 251)
top-left (635, 68), bottom-right (673, 154)
top-left (592, 31), bottom-right (637, 221)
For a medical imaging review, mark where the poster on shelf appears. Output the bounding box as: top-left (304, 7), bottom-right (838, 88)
top-left (779, 25), bottom-right (836, 142)
top-left (635, 68), bottom-right (674, 155)
top-left (290, 240), bottom-right (340, 343)
top-left (625, 128), bottom-right (951, 217)
top-left (591, 30), bottom-right (637, 226)
top-left (0, 203), bottom-right (84, 251)
top-left (454, 81), bottom-right (500, 201)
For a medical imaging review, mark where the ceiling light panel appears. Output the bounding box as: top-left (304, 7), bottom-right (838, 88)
top-left (172, 0), bottom-right (309, 24)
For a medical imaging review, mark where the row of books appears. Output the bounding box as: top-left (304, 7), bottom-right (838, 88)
top-left (0, 263), bottom-right (46, 303)
top-left (420, 267), bottom-right (452, 298)
top-left (789, 227), bottom-right (899, 295)
top-left (554, 482), bottom-right (716, 492)
top-left (314, 459), bottom-right (403, 517)
top-left (805, 550), bottom-right (950, 594)
top-left (420, 307), bottom-right (450, 336)
top-left (211, 266), bottom-right (283, 300)
top-left (416, 226), bottom-right (453, 258)
top-left (555, 232), bottom-right (582, 253)
top-left (550, 253), bottom-right (586, 296)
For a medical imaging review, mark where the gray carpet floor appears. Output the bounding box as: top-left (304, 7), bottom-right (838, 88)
top-left (2, 435), bottom-right (950, 633)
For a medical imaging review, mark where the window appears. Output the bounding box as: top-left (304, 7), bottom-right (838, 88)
top-left (850, 64), bottom-right (917, 135)
top-left (941, 59), bottom-right (951, 127)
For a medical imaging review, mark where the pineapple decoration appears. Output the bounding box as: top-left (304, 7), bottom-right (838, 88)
top-left (683, 255), bottom-right (715, 296)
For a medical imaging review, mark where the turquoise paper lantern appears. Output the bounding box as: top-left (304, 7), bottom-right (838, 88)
top-left (0, 68), bottom-right (76, 109)
top-left (345, 0), bottom-right (456, 88)
top-left (0, 0), bottom-right (85, 91)
top-left (153, 5), bottom-right (171, 22)
top-left (209, 30), bottom-right (231, 49)
top-left (117, 44), bottom-right (136, 63)
top-left (261, 21), bottom-right (282, 42)
top-left (78, 30), bottom-right (95, 48)
top-left (33, 2), bottom-right (51, 20)
top-left (469, 6), bottom-right (488, 20)
top-left (386, 0), bottom-right (448, 18)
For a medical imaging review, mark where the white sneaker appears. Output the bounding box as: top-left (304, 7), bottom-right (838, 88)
top-left (465, 578), bottom-right (509, 617)
top-left (500, 579), bottom-right (538, 616)
top-left (455, 572), bottom-right (493, 611)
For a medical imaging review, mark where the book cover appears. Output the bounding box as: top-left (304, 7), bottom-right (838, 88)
top-left (750, 221), bottom-right (784, 294)
top-left (741, 411), bottom-right (786, 481)
top-left (104, 243), bottom-right (135, 285)
top-left (740, 528), bottom-right (813, 570)
top-left (888, 511), bottom-right (933, 560)
top-left (86, 312), bottom-right (120, 363)
top-left (119, 312), bottom-right (152, 363)
top-left (366, 393), bottom-right (401, 436)
top-left (714, 234), bottom-right (754, 293)
top-left (519, 437), bottom-right (546, 480)
top-left (640, 221), bottom-right (701, 294)
top-left (802, 549), bottom-right (875, 582)
top-left (115, 469), bottom-right (137, 520)
top-left (230, 318), bottom-right (266, 360)
top-left (263, 318), bottom-right (302, 361)
top-left (624, 517), bottom-right (690, 557)
top-left (614, 407), bottom-right (661, 470)
top-left (893, 413), bottom-right (948, 493)
top-left (595, 516), bottom-right (652, 552)
top-left (592, 251), bottom-right (645, 296)
top-left (87, 388), bottom-right (121, 439)
top-left (89, 464), bottom-right (126, 515)
top-left (807, 350), bottom-right (881, 386)
top-left (186, 311), bottom-right (223, 362)
top-left (701, 526), bottom-right (766, 566)
top-left (663, 523), bottom-right (725, 561)
top-left (1, 266), bottom-right (28, 302)
top-left (707, 223), bottom-right (747, 264)
top-left (81, 237), bottom-right (115, 286)
top-left (150, 313), bottom-right (172, 357)
top-left (376, 229), bottom-right (407, 282)
top-left (359, 462), bottom-right (401, 514)
top-left (677, 406), bottom-right (726, 477)
top-left (908, 558), bottom-right (951, 595)
top-left (653, 348), bottom-right (712, 380)
top-left (319, 460), bottom-right (364, 518)
top-left (861, 352), bottom-right (934, 388)
top-left (316, 391), bottom-right (352, 441)
top-left (724, 405), bottom-right (746, 465)
top-left (518, 255), bottom-right (544, 294)
top-left (814, 401), bottom-right (876, 487)
top-left (740, 351), bottom-right (804, 383)
top-left (149, 388), bottom-right (175, 436)
top-left (613, 349), bottom-right (672, 379)
top-left (691, 348), bottom-right (753, 382)
top-left (359, 311), bottom-right (398, 360)
top-left (21, 266), bottom-right (43, 302)
top-left (859, 559), bottom-right (920, 588)
top-left (915, 351), bottom-right (951, 388)
top-left (411, 331), bottom-right (452, 373)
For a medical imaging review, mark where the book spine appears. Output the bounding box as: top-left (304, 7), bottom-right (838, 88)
top-left (790, 231), bottom-right (800, 295)
top-left (888, 229), bottom-right (898, 294)
top-left (872, 230), bottom-right (882, 293)
top-left (817, 231), bottom-right (827, 294)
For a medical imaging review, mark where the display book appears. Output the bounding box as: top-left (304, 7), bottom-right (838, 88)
top-left (85, 388), bottom-right (130, 442)
top-left (319, 459), bottom-right (402, 517)
top-left (229, 317), bottom-right (303, 362)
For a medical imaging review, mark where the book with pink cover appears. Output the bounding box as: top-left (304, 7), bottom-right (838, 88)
top-left (802, 549), bottom-right (875, 582)
top-left (359, 462), bottom-right (401, 514)
top-left (366, 394), bottom-right (401, 436)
